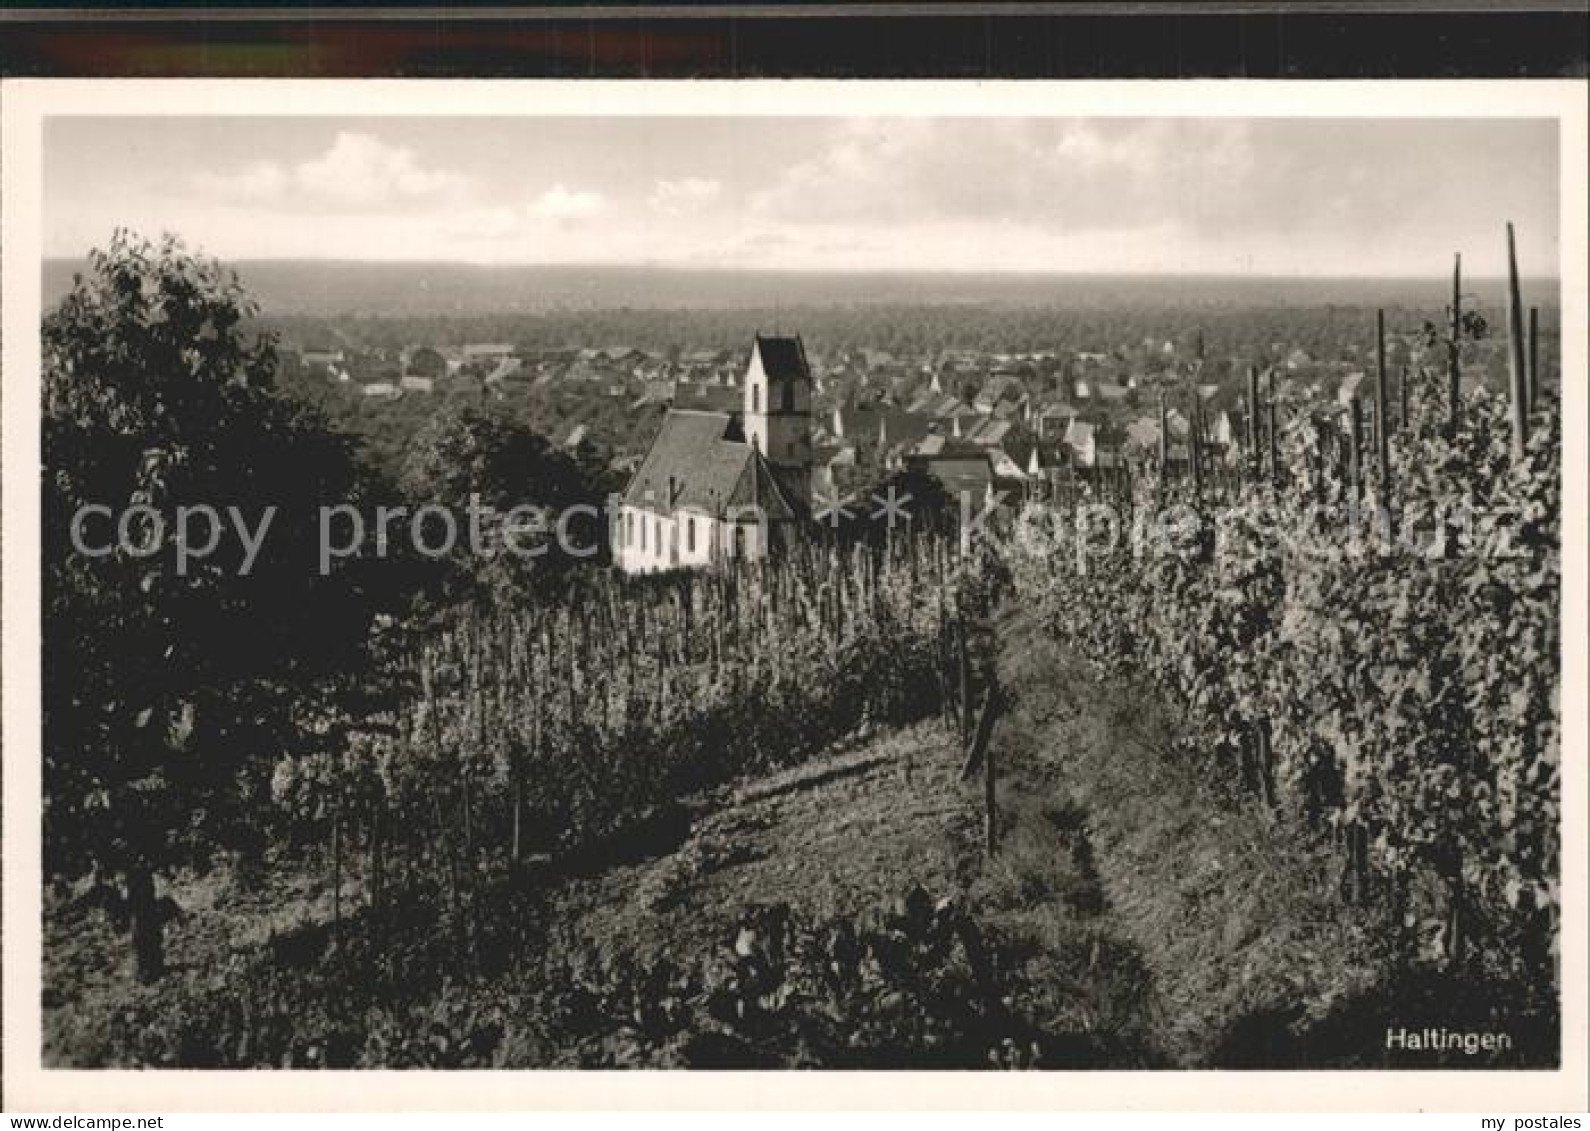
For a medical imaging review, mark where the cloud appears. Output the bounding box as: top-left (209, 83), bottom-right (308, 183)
top-left (192, 131), bottom-right (470, 210)
top-left (526, 184), bottom-right (607, 224)
top-left (648, 177), bottom-right (723, 216)
top-left (747, 119), bottom-right (1272, 236)
top-left (138, 117), bottom-right (1555, 275)
top-left (295, 131), bottom-right (470, 207)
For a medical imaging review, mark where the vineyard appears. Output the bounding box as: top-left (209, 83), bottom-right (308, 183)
top-left (57, 528), bottom-right (1056, 1069)
top-left (1006, 236), bottom-right (1560, 1029)
top-left (272, 532), bottom-right (1007, 957)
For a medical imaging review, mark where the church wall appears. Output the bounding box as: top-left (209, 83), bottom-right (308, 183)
top-left (614, 504), bottom-right (769, 575)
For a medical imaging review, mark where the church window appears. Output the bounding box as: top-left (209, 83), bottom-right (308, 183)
top-left (687, 516), bottom-right (696, 553)
top-left (640, 514), bottom-right (647, 551)
top-left (752, 382), bottom-right (760, 413)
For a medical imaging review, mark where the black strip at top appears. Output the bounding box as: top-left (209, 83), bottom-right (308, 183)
top-left (0, 6), bottom-right (1586, 79)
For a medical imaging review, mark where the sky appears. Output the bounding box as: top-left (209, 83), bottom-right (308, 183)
top-left (44, 116), bottom-right (1560, 277)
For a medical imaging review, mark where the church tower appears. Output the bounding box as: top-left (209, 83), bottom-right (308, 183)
top-left (743, 334), bottom-right (813, 506)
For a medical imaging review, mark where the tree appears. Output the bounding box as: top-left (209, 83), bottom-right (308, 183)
top-left (400, 402), bottom-right (611, 605)
top-left (43, 232), bottom-right (384, 980)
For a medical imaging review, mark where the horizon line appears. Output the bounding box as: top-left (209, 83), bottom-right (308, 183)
top-left (40, 255), bottom-right (1563, 283)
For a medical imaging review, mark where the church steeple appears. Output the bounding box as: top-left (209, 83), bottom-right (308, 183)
top-left (744, 334), bottom-right (813, 505)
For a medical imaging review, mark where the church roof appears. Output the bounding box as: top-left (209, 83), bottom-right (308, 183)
top-left (754, 335), bottom-right (811, 383)
top-left (623, 410), bottom-right (799, 521)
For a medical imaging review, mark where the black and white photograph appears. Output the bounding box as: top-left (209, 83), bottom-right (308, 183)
top-left (2, 78), bottom-right (1584, 1110)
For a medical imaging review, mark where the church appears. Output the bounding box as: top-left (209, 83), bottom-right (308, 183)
top-left (614, 334), bottom-right (813, 574)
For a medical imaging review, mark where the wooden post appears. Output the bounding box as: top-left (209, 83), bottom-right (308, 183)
top-left (1399, 364), bottom-right (1410, 433)
top-left (1348, 397), bottom-right (1364, 498)
top-left (1189, 384), bottom-right (1203, 499)
top-left (1257, 718), bottom-right (1276, 810)
top-left (1344, 821), bottom-right (1370, 906)
top-left (510, 762), bottom-right (524, 868)
top-left (1375, 309), bottom-right (1392, 512)
top-left (959, 684), bottom-right (1001, 781)
top-left (1246, 366), bottom-right (1260, 478)
top-left (1528, 305), bottom-right (1539, 411)
top-left (127, 865), bottom-right (165, 984)
top-left (1266, 369), bottom-right (1280, 487)
top-left (1448, 252), bottom-right (1463, 434)
top-left (1505, 222), bottom-right (1529, 463)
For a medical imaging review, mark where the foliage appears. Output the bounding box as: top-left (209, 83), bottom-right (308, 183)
top-left (398, 401), bottom-right (613, 605)
top-left (1008, 361), bottom-right (1560, 997)
top-left (81, 884), bottom-right (1122, 1069)
top-left (42, 231), bottom-right (389, 978)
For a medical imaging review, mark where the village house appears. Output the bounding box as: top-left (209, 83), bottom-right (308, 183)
top-left (1033, 403), bottom-right (1075, 439)
top-left (964, 418), bottom-right (1013, 448)
top-left (903, 440), bottom-right (997, 502)
top-left (614, 335), bottom-right (813, 575)
top-left (302, 347), bottom-right (345, 373)
top-left (1062, 418), bottom-right (1126, 471)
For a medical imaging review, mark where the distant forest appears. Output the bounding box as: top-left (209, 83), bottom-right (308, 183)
top-left (254, 300), bottom-right (1560, 368)
top-left (43, 258), bottom-right (1560, 321)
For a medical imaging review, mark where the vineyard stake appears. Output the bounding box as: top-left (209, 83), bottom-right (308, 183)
top-left (1348, 397), bottom-right (1364, 498)
top-left (1266, 368), bottom-right (1280, 487)
top-left (1449, 251), bottom-right (1462, 434)
top-left (1528, 305), bottom-right (1539, 411)
top-left (1375, 309), bottom-right (1393, 513)
top-left (1399, 364), bottom-right (1410, 433)
top-left (959, 684), bottom-right (1000, 781)
top-left (1505, 222), bottom-right (1529, 463)
top-left (1246, 366), bottom-right (1260, 479)
top-left (1257, 718), bottom-right (1276, 813)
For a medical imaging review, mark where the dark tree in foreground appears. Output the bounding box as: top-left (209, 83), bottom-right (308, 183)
top-left (43, 231), bottom-right (384, 981)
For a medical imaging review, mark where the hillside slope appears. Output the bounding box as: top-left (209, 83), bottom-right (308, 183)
top-left (987, 606), bottom-right (1552, 1068)
top-left (46, 606), bottom-right (1537, 1068)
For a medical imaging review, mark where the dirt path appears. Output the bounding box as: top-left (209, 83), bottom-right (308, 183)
top-left (988, 605), bottom-right (1392, 1066)
top-left (549, 720), bottom-right (982, 957)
